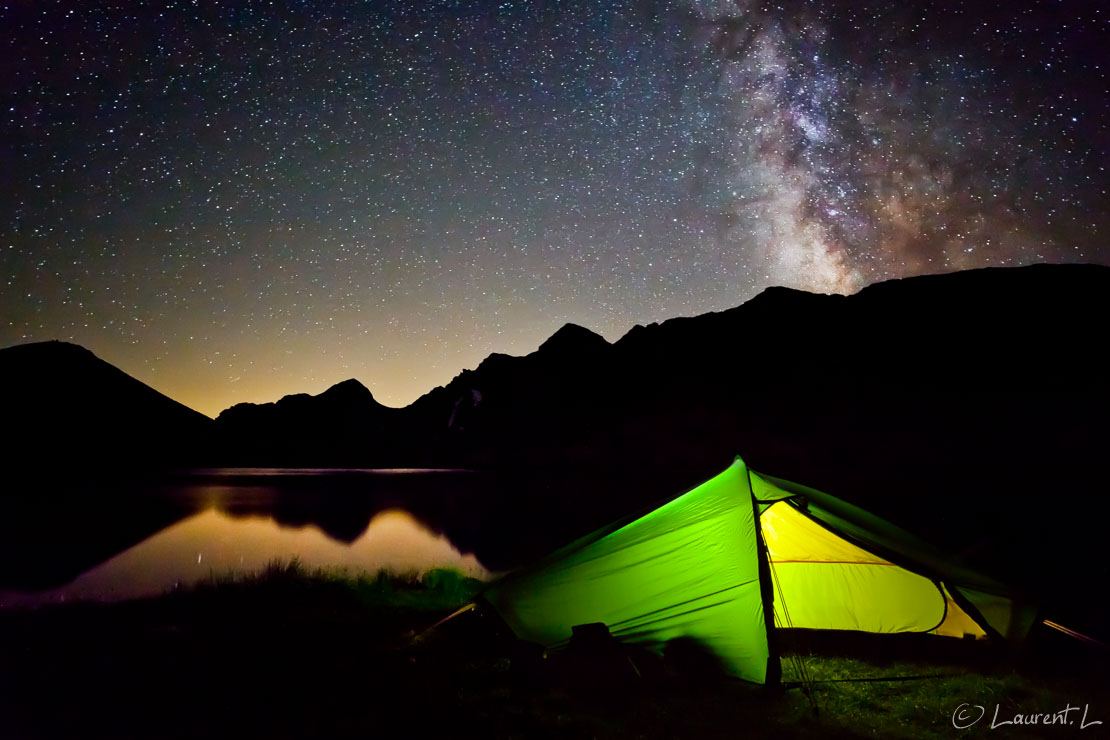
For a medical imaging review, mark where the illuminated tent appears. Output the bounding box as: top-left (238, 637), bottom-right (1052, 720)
top-left (481, 457), bottom-right (1035, 685)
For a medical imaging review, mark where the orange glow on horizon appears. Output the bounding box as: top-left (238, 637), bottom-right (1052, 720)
top-left (92, 317), bottom-right (624, 418)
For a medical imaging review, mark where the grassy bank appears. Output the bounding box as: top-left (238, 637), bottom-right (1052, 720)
top-left (0, 564), bottom-right (1105, 739)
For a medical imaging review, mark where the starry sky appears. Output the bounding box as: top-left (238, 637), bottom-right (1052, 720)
top-left (4, 0), bottom-right (1107, 417)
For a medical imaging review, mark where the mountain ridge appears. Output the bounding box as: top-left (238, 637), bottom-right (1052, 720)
top-left (4, 263), bottom-right (1106, 479)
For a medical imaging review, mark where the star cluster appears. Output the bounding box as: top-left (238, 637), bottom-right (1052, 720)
top-left (4, 1), bottom-right (1106, 415)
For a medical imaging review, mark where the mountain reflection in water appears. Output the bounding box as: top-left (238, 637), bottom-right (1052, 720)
top-left (1, 467), bottom-right (694, 608)
top-left (0, 506), bottom-right (488, 608)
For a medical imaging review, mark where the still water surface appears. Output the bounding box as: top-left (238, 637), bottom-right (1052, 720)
top-left (0, 471), bottom-right (493, 608)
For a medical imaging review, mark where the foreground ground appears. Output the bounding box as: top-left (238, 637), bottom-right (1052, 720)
top-left (1, 564), bottom-right (1106, 739)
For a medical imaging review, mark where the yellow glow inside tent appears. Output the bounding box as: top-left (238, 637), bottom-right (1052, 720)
top-left (761, 502), bottom-right (947, 633)
top-left (934, 584), bottom-right (989, 639)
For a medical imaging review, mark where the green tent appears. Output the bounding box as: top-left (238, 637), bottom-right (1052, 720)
top-left (481, 457), bottom-right (1035, 685)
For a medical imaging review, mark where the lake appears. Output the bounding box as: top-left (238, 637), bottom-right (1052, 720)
top-left (0, 466), bottom-right (696, 609)
top-left (0, 470), bottom-right (503, 608)
top-left (0, 505), bottom-right (488, 608)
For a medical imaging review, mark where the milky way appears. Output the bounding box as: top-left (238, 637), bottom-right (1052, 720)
top-left (685, 0), bottom-right (1105, 291)
top-left (3, 1), bottom-right (1106, 415)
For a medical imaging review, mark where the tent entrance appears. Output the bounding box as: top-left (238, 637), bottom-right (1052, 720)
top-left (761, 500), bottom-right (948, 634)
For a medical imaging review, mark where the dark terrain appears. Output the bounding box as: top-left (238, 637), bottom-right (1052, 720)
top-left (2, 565), bottom-right (1106, 740)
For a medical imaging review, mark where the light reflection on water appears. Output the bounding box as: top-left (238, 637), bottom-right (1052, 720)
top-left (184, 468), bottom-right (477, 476)
top-left (0, 506), bottom-right (489, 608)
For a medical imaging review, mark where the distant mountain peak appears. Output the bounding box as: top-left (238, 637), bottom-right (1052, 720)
top-left (1, 339), bottom-right (96, 359)
top-left (320, 378), bottom-right (373, 399)
top-left (0, 338), bottom-right (212, 472)
top-left (536, 323), bottom-right (609, 355)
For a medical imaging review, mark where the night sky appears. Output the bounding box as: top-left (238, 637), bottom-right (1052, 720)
top-left (4, 1), bottom-right (1107, 417)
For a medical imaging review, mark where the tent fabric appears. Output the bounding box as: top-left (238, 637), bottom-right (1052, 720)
top-left (935, 584), bottom-right (988, 639)
top-left (750, 470), bottom-right (1031, 640)
top-left (761, 501), bottom-right (948, 633)
top-left (482, 456), bottom-right (1029, 685)
top-left (750, 472), bottom-right (1008, 595)
top-left (481, 459), bottom-right (773, 684)
top-left (953, 585), bottom-right (1039, 641)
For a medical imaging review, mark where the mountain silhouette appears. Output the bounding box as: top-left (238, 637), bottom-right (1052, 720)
top-left (0, 340), bottom-right (213, 475)
top-left (535, 322), bottom-right (611, 356)
top-left (213, 264), bottom-right (1108, 570)
top-left (214, 377), bottom-right (401, 465)
top-left (5, 265), bottom-right (1105, 502)
top-left (368, 263), bottom-right (1107, 480)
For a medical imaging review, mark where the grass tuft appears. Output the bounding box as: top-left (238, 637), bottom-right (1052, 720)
top-left (189, 558), bottom-right (483, 612)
